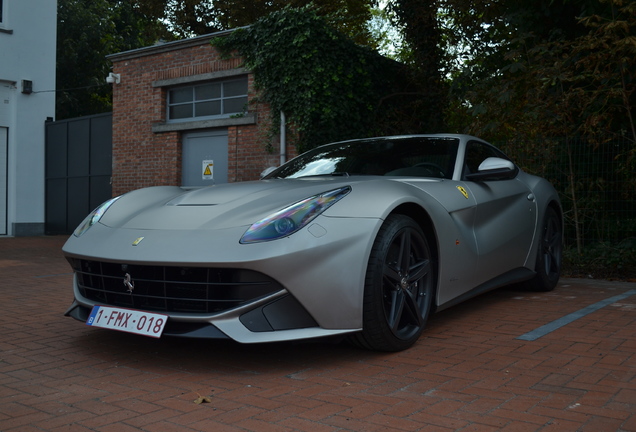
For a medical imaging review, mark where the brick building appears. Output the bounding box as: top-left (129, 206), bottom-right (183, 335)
top-left (107, 31), bottom-right (295, 197)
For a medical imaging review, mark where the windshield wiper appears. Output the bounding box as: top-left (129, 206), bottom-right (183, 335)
top-left (295, 172), bottom-right (350, 178)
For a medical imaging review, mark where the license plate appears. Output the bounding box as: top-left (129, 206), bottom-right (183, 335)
top-left (86, 305), bottom-right (168, 338)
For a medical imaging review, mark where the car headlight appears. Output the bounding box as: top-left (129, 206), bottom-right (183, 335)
top-left (73, 196), bottom-right (121, 237)
top-left (240, 186), bottom-right (351, 244)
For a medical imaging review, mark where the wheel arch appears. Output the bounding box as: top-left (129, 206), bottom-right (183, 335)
top-left (532, 197), bottom-right (564, 269)
top-left (548, 199), bottom-right (563, 224)
top-left (526, 198), bottom-right (564, 291)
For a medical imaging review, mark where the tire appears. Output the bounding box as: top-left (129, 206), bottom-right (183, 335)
top-left (529, 206), bottom-right (562, 291)
top-left (351, 214), bottom-right (435, 351)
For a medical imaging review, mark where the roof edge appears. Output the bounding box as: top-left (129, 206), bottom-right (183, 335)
top-left (106, 28), bottom-right (242, 62)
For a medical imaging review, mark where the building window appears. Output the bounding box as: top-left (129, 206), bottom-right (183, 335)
top-left (167, 77), bottom-right (248, 122)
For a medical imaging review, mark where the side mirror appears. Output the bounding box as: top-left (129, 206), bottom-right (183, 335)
top-left (465, 157), bottom-right (517, 181)
top-left (260, 166), bottom-right (278, 179)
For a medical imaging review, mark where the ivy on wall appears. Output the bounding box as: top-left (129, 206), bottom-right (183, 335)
top-left (212, 6), bottom-right (421, 152)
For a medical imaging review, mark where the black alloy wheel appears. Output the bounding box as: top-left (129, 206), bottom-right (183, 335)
top-left (352, 214), bottom-right (435, 351)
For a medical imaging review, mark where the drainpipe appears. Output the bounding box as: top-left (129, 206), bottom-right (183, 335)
top-left (280, 111), bottom-right (287, 165)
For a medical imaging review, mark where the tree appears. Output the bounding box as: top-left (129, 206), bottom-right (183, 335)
top-left (56, 0), bottom-right (171, 119)
top-left (366, 4), bottom-right (409, 60)
top-left (387, 0), bottom-right (447, 132)
top-left (442, 0), bottom-right (630, 143)
top-left (572, 0), bottom-right (636, 144)
top-left (213, 6), bottom-right (420, 151)
top-left (136, 0), bottom-right (377, 44)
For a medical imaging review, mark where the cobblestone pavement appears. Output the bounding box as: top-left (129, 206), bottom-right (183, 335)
top-left (1, 236), bottom-right (635, 432)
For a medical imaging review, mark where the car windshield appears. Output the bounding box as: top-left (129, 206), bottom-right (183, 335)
top-left (266, 137), bottom-right (459, 180)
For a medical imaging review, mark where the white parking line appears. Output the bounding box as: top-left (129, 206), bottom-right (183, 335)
top-left (517, 289), bottom-right (636, 341)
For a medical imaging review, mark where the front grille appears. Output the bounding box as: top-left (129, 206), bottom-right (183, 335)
top-left (67, 258), bottom-right (282, 314)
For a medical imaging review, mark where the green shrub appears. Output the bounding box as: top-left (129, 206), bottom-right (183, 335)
top-left (563, 239), bottom-right (636, 280)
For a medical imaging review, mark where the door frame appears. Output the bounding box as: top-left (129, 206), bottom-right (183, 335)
top-left (0, 127), bottom-right (7, 235)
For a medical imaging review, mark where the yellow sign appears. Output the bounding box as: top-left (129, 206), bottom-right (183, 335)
top-left (457, 186), bottom-right (469, 199)
top-left (202, 160), bottom-right (214, 180)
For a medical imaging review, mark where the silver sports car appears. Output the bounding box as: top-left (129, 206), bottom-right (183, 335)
top-left (63, 134), bottom-right (562, 351)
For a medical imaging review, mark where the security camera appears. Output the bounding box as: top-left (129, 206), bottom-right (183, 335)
top-left (106, 73), bottom-right (120, 84)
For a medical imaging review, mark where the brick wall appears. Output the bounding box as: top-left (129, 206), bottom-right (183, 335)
top-left (109, 37), bottom-right (296, 196)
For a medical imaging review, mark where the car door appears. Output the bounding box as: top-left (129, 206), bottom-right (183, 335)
top-left (461, 141), bottom-right (537, 286)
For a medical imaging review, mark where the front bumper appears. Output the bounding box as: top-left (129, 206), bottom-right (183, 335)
top-left (63, 215), bottom-right (382, 343)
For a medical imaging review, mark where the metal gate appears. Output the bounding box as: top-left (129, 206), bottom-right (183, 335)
top-left (45, 113), bottom-right (112, 235)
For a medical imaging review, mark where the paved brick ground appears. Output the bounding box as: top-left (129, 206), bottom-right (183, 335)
top-left (1, 235), bottom-right (635, 432)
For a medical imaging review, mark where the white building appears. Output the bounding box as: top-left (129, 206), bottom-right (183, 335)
top-left (0, 0), bottom-right (57, 236)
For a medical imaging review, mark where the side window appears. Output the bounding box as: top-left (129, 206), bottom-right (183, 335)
top-left (0, 0), bottom-right (5, 26)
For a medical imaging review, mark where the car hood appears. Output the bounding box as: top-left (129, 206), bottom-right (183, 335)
top-left (99, 178), bottom-right (365, 231)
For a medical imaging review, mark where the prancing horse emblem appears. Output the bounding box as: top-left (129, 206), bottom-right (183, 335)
top-left (123, 273), bottom-right (134, 293)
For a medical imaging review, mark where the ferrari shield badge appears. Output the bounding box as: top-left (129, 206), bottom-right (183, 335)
top-left (457, 186), bottom-right (469, 199)
top-left (132, 237), bottom-right (145, 246)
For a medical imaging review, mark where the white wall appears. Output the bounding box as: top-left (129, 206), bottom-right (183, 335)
top-left (0, 0), bottom-right (57, 236)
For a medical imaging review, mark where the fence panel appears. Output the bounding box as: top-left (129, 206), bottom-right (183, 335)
top-left (497, 136), bottom-right (635, 278)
